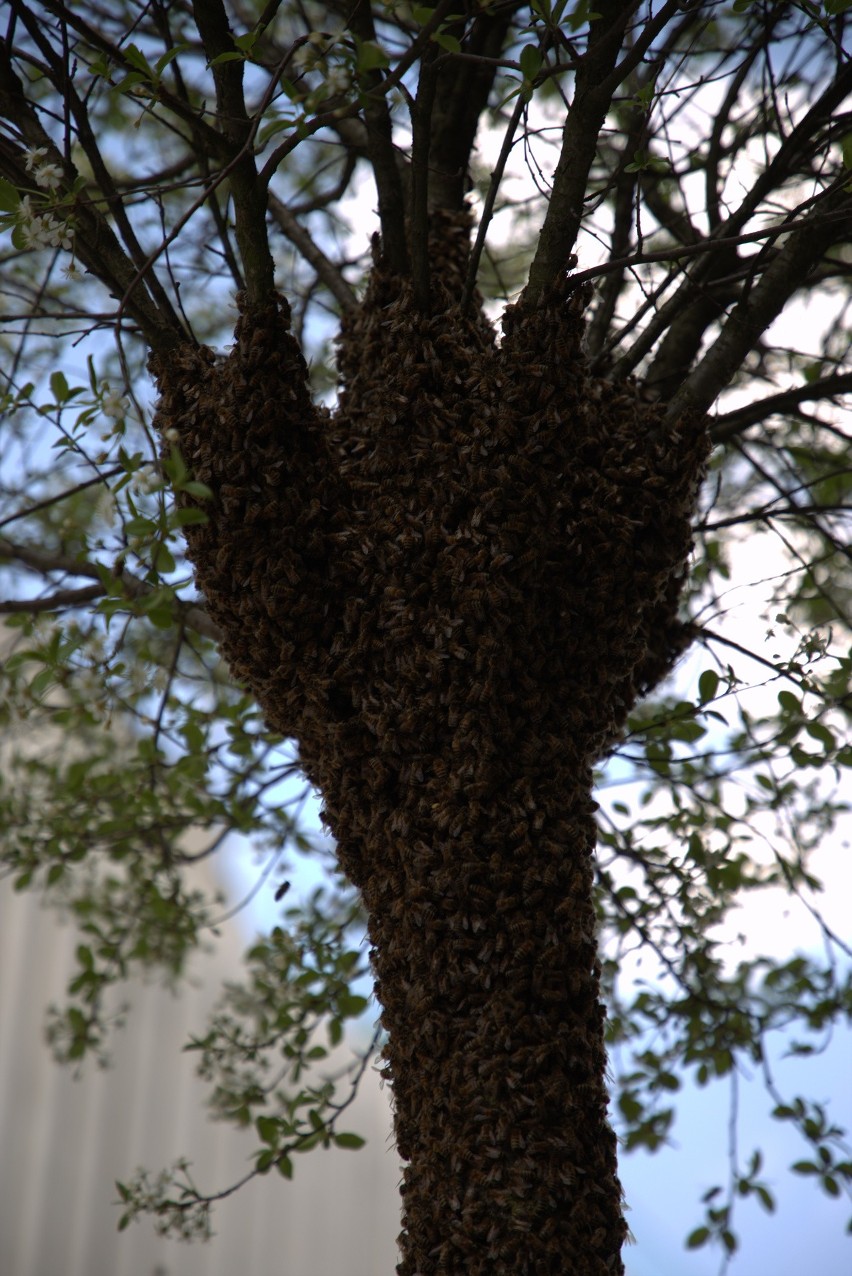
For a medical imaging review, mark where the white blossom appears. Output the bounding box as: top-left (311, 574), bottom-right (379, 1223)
top-left (93, 489), bottom-right (118, 525)
top-left (42, 214), bottom-right (73, 250)
top-left (18, 202), bottom-right (73, 252)
top-left (101, 383), bottom-right (130, 420)
top-left (19, 216), bottom-right (50, 250)
top-left (323, 66), bottom-right (351, 95)
top-left (292, 44), bottom-right (320, 72)
top-left (128, 467), bottom-right (160, 496)
top-left (22, 146), bottom-right (48, 172)
top-left (33, 162), bottom-right (63, 191)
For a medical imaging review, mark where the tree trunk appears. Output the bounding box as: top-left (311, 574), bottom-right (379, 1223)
top-left (150, 221), bottom-right (708, 1272)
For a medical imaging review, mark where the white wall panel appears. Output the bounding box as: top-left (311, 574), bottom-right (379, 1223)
top-left (0, 877), bottom-right (402, 1276)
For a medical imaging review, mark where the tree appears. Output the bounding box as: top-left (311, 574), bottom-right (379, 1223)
top-left (0, 0), bottom-right (850, 1270)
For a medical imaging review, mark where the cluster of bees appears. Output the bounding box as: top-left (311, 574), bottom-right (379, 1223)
top-left (151, 211), bottom-right (708, 1275)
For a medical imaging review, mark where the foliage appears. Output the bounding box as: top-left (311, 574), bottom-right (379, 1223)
top-left (0, 0), bottom-right (851, 1267)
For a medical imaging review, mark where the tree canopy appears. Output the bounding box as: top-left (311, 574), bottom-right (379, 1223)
top-left (0, 0), bottom-right (851, 1269)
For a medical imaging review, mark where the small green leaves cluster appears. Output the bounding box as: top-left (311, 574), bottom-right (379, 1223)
top-left (186, 897), bottom-right (370, 1131)
top-left (115, 1161), bottom-right (214, 1241)
top-left (598, 555), bottom-right (852, 1253)
top-left (113, 894), bottom-right (373, 1236)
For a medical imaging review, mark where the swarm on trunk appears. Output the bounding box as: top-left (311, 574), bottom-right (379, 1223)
top-left (150, 214), bottom-right (708, 1274)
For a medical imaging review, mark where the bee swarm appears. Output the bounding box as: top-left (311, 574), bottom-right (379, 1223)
top-left (150, 214), bottom-right (708, 1276)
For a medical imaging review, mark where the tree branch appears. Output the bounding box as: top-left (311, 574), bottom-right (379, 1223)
top-left (524, 0), bottom-right (693, 305)
top-left (0, 584), bottom-right (103, 614)
top-left (12, 2), bottom-right (185, 333)
top-left (409, 46), bottom-right (438, 307)
top-left (0, 41), bottom-right (186, 352)
top-left (35, 0), bottom-right (230, 156)
top-left (665, 185), bottom-right (852, 422)
top-left (0, 536), bottom-right (221, 639)
top-left (267, 192), bottom-right (357, 313)
top-left (191, 0), bottom-right (275, 301)
top-left (425, 2), bottom-right (518, 214)
top-left (710, 372), bottom-right (852, 443)
top-left (347, 0), bottom-right (409, 275)
top-left (583, 111), bottom-right (644, 359)
top-left (461, 88), bottom-right (526, 314)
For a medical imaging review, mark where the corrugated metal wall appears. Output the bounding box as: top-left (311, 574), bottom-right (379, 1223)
top-left (0, 872), bottom-right (401, 1276)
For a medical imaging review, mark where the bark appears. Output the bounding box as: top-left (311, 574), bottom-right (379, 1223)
top-left (150, 219), bottom-right (708, 1273)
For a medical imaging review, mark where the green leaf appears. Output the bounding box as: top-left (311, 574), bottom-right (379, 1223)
top-left (154, 44), bottom-right (189, 76)
top-left (256, 1115), bottom-right (279, 1145)
top-left (125, 516), bottom-right (158, 537)
top-left (618, 1091), bottom-right (643, 1121)
top-left (233, 30), bottom-right (260, 54)
top-left (333, 1132), bottom-right (366, 1149)
top-left (0, 177), bottom-right (21, 212)
top-left (336, 992), bottom-right (369, 1017)
top-left (152, 541), bottom-right (177, 574)
top-left (173, 507), bottom-right (209, 528)
top-left (123, 43), bottom-right (155, 80)
top-left (804, 721), bottom-right (835, 750)
top-left (355, 40), bottom-right (389, 73)
top-left (777, 689), bottom-right (801, 714)
top-left (756, 1185), bottom-right (776, 1213)
top-left (519, 44), bottom-right (542, 82)
top-left (686, 1226), bottom-right (710, 1249)
top-left (698, 669), bottom-right (719, 703)
top-left (182, 480), bottom-right (213, 500)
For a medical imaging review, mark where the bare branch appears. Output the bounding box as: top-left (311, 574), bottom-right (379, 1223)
top-left (267, 191), bottom-right (357, 312)
top-left (524, 0), bottom-right (697, 305)
top-left (0, 40), bottom-right (186, 351)
top-left (191, 0), bottom-right (275, 301)
top-left (0, 583), bottom-right (103, 613)
top-left (0, 536), bottom-right (221, 640)
top-left (410, 47), bottom-right (438, 306)
top-left (666, 185), bottom-right (852, 422)
top-left (461, 89), bottom-right (526, 314)
top-left (12, 2), bottom-right (185, 333)
top-left (710, 372), bottom-right (852, 442)
top-left (347, 0), bottom-right (410, 275)
top-left (425, 3), bottom-right (519, 215)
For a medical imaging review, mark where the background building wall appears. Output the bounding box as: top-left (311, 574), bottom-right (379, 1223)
top-left (0, 867), bottom-right (402, 1276)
